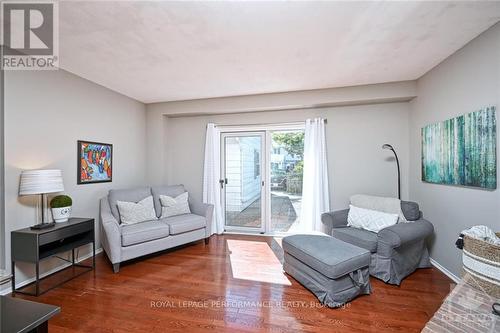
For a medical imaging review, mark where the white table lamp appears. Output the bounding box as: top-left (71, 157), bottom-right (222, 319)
top-left (19, 169), bottom-right (64, 229)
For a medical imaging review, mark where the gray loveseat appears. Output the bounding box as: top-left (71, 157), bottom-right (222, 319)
top-left (100, 185), bottom-right (213, 273)
top-left (321, 200), bottom-right (433, 285)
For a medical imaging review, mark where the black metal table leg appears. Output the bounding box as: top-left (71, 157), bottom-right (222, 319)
top-left (11, 261), bottom-right (15, 295)
top-left (34, 320), bottom-right (48, 333)
top-left (35, 262), bottom-right (40, 296)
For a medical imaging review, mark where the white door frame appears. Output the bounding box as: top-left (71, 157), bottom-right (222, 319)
top-left (221, 131), bottom-right (266, 233)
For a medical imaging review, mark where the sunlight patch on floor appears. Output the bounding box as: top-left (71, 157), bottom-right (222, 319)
top-left (227, 239), bottom-right (291, 286)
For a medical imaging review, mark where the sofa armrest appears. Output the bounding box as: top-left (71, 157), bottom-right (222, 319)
top-left (321, 209), bottom-right (349, 235)
top-left (189, 197), bottom-right (214, 238)
top-left (100, 197), bottom-right (121, 264)
top-left (378, 219), bottom-right (434, 249)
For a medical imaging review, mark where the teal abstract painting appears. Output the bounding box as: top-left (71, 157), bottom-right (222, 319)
top-left (422, 107), bottom-right (497, 189)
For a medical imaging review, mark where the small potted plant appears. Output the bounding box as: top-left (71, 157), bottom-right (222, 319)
top-left (50, 195), bottom-right (73, 223)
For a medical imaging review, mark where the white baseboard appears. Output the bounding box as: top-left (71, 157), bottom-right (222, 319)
top-left (430, 257), bottom-right (460, 283)
top-left (0, 248), bottom-right (103, 296)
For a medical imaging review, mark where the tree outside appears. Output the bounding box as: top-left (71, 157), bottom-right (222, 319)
top-left (270, 130), bottom-right (304, 232)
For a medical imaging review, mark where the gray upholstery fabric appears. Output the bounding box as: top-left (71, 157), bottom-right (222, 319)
top-left (321, 209), bottom-right (349, 235)
top-left (282, 235), bottom-right (370, 279)
top-left (332, 228), bottom-right (378, 253)
top-left (151, 185), bottom-right (186, 217)
top-left (401, 201), bottom-right (421, 221)
top-left (321, 202), bottom-right (434, 285)
top-left (121, 220), bottom-right (170, 247)
top-left (163, 214), bottom-right (206, 235)
top-left (284, 253), bottom-right (364, 292)
top-left (373, 237), bottom-right (432, 284)
top-left (284, 253), bottom-right (371, 308)
top-left (282, 235), bottom-right (371, 307)
top-left (378, 219), bottom-right (434, 248)
top-left (121, 228), bottom-right (206, 262)
top-left (189, 197), bottom-right (214, 238)
top-left (108, 187), bottom-right (152, 222)
top-left (100, 197), bottom-right (122, 264)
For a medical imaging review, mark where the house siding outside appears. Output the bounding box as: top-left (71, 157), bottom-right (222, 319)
top-left (225, 136), bottom-right (261, 212)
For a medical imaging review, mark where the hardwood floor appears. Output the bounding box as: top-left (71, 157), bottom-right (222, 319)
top-left (12, 235), bottom-right (453, 333)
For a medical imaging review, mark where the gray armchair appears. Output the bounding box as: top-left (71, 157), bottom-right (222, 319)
top-left (321, 200), bottom-right (433, 285)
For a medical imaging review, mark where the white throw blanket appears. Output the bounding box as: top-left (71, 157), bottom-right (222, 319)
top-left (350, 194), bottom-right (407, 223)
top-left (462, 225), bottom-right (500, 246)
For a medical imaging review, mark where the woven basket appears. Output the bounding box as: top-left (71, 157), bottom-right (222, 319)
top-left (461, 232), bottom-right (500, 298)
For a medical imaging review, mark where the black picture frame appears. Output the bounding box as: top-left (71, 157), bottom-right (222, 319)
top-left (77, 140), bottom-right (113, 185)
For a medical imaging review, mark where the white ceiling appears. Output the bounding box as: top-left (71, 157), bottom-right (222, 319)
top-left (58, 1), bottom-right (500, 103)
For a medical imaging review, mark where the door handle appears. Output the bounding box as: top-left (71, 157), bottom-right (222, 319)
top-left (219, 178), bottom-right (228, 189)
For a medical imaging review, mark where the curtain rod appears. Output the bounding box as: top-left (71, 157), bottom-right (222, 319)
top-left (214, 119), bottom-right (327, 128)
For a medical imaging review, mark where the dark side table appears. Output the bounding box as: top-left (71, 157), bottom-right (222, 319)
top-left (11, 218), bottom-right (95, 296)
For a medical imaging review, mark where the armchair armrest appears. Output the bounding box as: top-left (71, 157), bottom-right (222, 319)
top-left (99, 197), bottom-right (121, 264)
top-left (321, 209), bottom-right (349, 235)
top-left (378, 219), bottom-right (434, 248)
top-left (189, 197), bottom-right (214, 237)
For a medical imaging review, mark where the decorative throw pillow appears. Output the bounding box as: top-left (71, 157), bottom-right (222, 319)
top-left (116, 196), bottom-right (157, 225)
top-left (160, 192), bottom-right (191, 218)
top-left (347, 205), bottom-right (399, 233)
top-left (350, 194), bottom-right (407, 223)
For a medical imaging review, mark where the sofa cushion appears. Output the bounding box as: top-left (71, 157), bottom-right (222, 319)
top-left (151, 185), bottom-right (186, 217)
top-left (121, 220), bottom-right (170, 246)
top-left (332, 227), bottom-right (378, 253)
top-left (162, 214), bottom-right (206, 235)
top-left (108, 187), bottom-right (152, 222)
top-left (401, 201), bottom-right (420, 221)
top-left (282, 235), bottom-right (370, 279)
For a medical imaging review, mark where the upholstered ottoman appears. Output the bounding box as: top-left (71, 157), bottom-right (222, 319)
top-left (282, 234), bottom-right (371, 307)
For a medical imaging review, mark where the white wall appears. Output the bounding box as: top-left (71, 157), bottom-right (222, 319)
top-left (163, 103), bottom-right (410, 211)
top-left (147, 83), bottom-right (413, 218)
top-left (3, 69), bottom-right (147, 291)
top-left (409, 23), bottom-right (500, 277)
top-left (146, 109), bottom-right (169, 185)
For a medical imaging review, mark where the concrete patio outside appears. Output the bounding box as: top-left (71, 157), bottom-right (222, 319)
top-left (226, 191), bottom-right (301, 232)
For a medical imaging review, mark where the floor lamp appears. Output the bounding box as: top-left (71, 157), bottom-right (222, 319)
top-left (382, 144), bottom-right (401, 200)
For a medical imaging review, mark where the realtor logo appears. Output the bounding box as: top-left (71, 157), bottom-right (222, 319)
top-left (1, 1), bottom-right (59, 70)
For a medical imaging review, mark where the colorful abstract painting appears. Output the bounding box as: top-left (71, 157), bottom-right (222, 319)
top-left (78, 140), bottom-right (112, 184)
top-left (422, 107), bottom-right (496, 189)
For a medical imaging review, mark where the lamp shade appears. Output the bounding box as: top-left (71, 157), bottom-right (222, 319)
top-left (19, 169), bottom-right (64, 195)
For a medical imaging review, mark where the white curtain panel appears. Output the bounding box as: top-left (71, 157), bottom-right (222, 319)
top-left (299, 118), bottom-right (330, 233)
top-left (203, 123), bottom-right (224, 235)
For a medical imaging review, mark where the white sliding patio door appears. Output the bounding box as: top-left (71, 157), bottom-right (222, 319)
top-left (221, 132), bottom-right (266, 233)
top-left (220, 125), bottom-right (305, 235)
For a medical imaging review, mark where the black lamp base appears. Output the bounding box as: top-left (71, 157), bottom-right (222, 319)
top-left (30, 222), bottom-right (56, 230)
